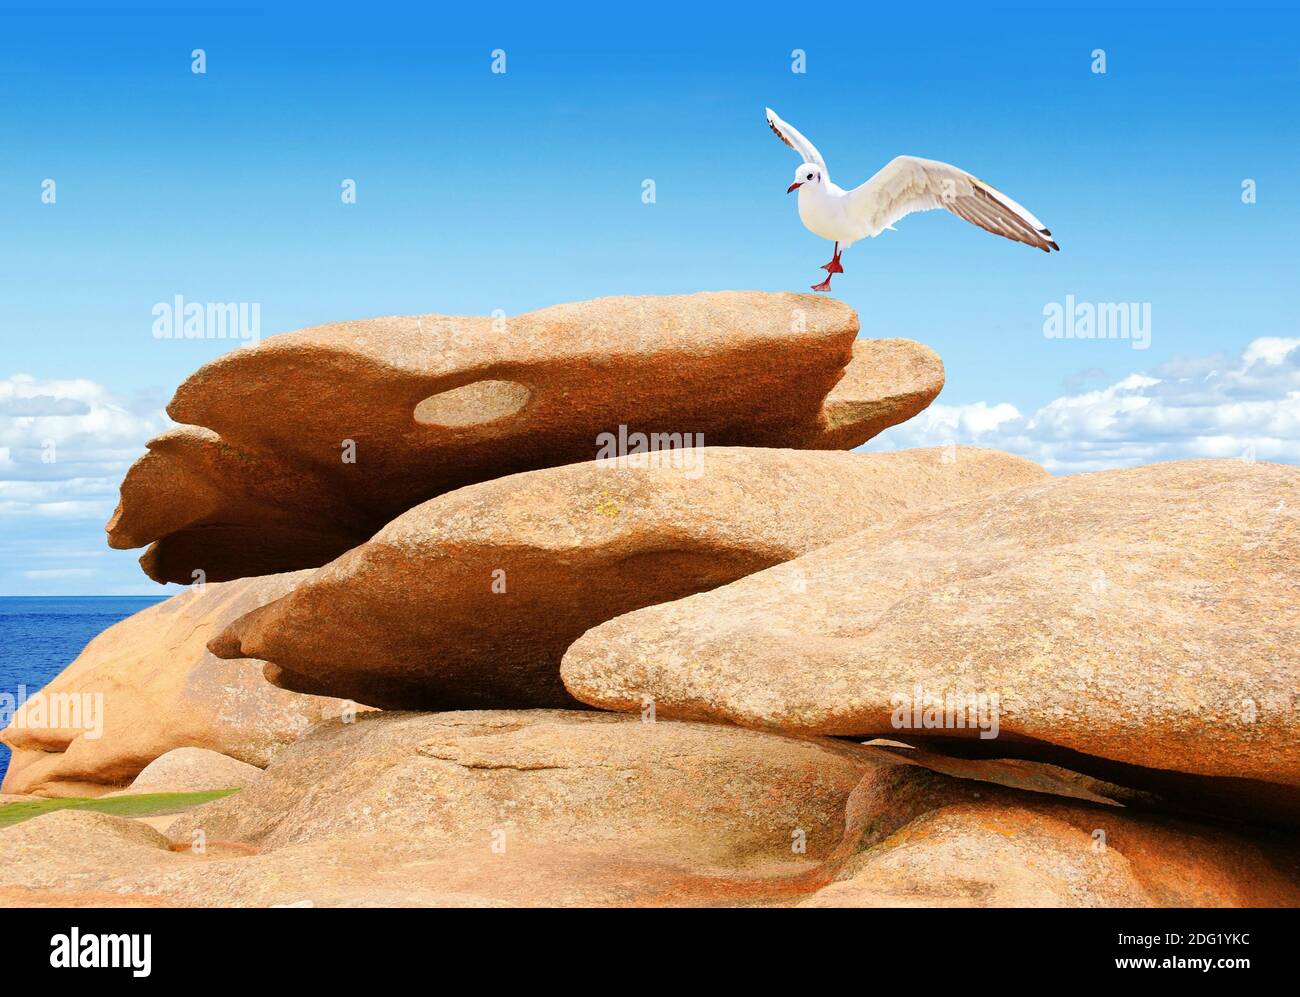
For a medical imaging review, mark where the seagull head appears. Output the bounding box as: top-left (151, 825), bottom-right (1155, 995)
top-left (787, 163), bottom-right (822, 194)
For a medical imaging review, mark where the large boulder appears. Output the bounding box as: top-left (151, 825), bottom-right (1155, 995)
top-left (165, 711), bottom-right (869, 860)
top-left (211, 446), bottom-right (1045, 710)
top-left (798, 763), bottom-right (1300, 907)
top-left (107, 293), bottom-right (945, 583)
top-left (0, 573), bottom-right (362, 798)
top-left (0, 711), bottom-right (875, 906)
top-left (109, 747), bottom-right (262, 796)
top-left (1, 712), bottom-right (1294, 907)
top-left (562, 460), bottom-right (1300, 824)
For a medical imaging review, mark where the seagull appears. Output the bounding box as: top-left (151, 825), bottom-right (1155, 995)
top-left (765, 107), bottom-right (1059, 292)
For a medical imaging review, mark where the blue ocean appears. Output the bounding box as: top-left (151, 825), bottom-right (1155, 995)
top-left (0, 597), bottom-right (165, 785)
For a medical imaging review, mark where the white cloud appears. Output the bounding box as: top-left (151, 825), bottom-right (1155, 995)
top-left (902, 400), bottom-right (1023, 439)
top-left (1243, 337), bottom-right (1300, 367)
top-left (0, 374), bottom-right (168, 518)
top-left (868, 337), bottom-right (1300, 473)
top-left (23, 568), bottom-right (96, 579)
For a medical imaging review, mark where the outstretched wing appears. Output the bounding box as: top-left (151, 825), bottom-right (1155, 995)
top-left (765, 107), bottom-right (826, 169)
top-left (848, 156), bottom-right (1059, 252)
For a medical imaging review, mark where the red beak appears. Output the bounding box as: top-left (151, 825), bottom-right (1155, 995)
top-left (786, 181), bottom-right (803, 194)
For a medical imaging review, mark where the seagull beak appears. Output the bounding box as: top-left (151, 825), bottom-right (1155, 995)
top-left (786, 181), bottom-right (803, 194)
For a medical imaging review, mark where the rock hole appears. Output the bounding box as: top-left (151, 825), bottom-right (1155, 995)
top-left (413, 380), bottom-right (531, 428)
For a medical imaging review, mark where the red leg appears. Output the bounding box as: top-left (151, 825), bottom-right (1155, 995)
top-left (810, 274), bottom-right (834, 291)
top-left (821, 242), bottom-right (844, 274)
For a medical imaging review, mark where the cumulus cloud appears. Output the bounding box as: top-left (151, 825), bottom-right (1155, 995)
top-left (0, 396), bottom-right (92, 417)
top-left (867, 337), bottom-right (1300, 473)
top-left (0, 374), bottom-right (168, 519)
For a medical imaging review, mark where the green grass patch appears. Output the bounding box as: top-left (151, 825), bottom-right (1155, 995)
top-left (0, 789), bottom-right (238, 829)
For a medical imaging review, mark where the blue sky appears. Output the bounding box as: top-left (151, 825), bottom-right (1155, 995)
top-left (2, 0), bottom-right (1297, 594)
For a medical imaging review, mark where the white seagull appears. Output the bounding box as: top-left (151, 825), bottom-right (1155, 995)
top-left (766, 107), bottom-right (1059, 292)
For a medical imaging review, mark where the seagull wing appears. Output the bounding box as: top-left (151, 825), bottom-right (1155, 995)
top-left (847, 156), bottom-right (1059, 252)
top-left (765, 107), bottom-right (826, 169)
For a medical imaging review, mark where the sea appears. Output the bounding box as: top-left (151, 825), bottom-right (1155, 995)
top-left (0, 596), bottom-right (166, 785)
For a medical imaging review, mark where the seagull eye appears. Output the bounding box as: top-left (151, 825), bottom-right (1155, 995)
top-left (807, 173), bottom-right (815, 181)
